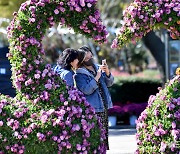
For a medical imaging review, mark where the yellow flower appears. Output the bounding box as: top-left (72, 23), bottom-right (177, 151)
top-left (176, 67), bottom-right (180, 75)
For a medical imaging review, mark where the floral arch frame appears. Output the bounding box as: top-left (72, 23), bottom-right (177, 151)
top-left (111, 0), bottom-right (180, 48)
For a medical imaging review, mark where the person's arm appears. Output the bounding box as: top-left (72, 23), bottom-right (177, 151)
top-left (55, 68), bottom-right (74, 87)
top-left (63, 72), bottom-right (74, 87)
top-left (74, 74), bottom-right (98, 95)
top-left (100, 64), bottom-right (114, 87)
top-left (103, 72), bottom-right (114, 87)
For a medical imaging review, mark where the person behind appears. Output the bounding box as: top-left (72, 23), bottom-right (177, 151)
top-left (74, 46), bottom-right (114, 150)
top-left (54, 48), bottom-right (79, 87)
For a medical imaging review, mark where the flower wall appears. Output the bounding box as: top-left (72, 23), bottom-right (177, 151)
top-left (0, 0), bottom-right (108, 153)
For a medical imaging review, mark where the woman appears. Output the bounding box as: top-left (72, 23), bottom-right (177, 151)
top-left (54, 48), bottom-right (79, 87)
top-left (75, 46), bottom-right (114, 150)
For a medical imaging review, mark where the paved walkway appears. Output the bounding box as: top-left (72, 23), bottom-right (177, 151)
top-left (107, 127), bottom-right (137, 154)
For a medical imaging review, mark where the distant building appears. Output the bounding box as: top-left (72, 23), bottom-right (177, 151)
top-left (169, 40), bottom-right (180, 78)
top-left (0, 46), bottom-right (16, 97)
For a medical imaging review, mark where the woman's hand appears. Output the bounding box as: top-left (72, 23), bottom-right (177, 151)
top-left (95, 68), bottom-right (102, 82)
top-left (100, 65), bottom-right (110, 76)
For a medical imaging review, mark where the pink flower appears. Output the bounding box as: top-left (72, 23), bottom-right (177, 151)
top-left (111, 39), bottom-right (118, 48)
top-left (172, 129), bottom-right (178, 137)
top-left (47, 109), bottom-right (55, 115)
top-left (139, 15), bottom-right (144, 19)
top-left (60, 109), bottom-right (65, 115)
top-left (34, 60), bottom-right (40, 65)
top-left (73, 124), bottom-right (80, 131)
top-left (54, 9), bottom-right (59, 14)
top-left (172, 122), bottom-right (176, 129)
top-left (80, 0), bottom-right (85, 7)
top-left (60, 18), bottom-right (65, 25)
top-left (25, 78), bottom-right (33, 86)
top-left (43, 91), bottom-right (49, 100)
top-left (167, 103), bottom-right (175, 110)
top-left (66, 142), bottom-right (71, 149)
top-left (29, 18), bottom-right (36, 23)
top-left (154, 131), bottom-right (160, 136)
top-left (14, 131), bottom-right (19, 136)
top-left (76, 144), bottom-right (81, 151)
top-left (45, 83), bottom-right (52, 90)
top-left (40, 115), bottom-right (48, 123)
top-left (64, 101), bottom-right (68, 106)
top-left (87, 3), bottom-right (92, 7)
top-left (19, 150), bottom-right (24, 154)
top-left (37, 25), bottom-right (40, 29)
top-left (18, 135), bottom-right (22, 139)
top-left (75, 7), bottom-right (81, 12)
top-left (59, 7), bottom-right (65, 12)
top-left (29, 6), bottom-right (36, 12)
top-left (15, 81), bottom-right (21, 90)
top-left (52, 136), bottom-right (58, 141)
top-left (37, 133), bottom-right (45, 141)
top-left (160, 142), bottom-right (167, 152)
top-left (34, 74), bottom-right (40, 79)
top-left (173, 87), bottom-right (178, 91)
top-left (0, 121), bottom-right (3, 126)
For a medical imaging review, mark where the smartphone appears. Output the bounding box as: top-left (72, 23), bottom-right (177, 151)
top-left (102, 59), bottom-right (106, 65)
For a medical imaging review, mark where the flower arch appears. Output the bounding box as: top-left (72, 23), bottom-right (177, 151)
top-left (0, 0), bottom-right (108, 153)
top-left (111, 0), bottom-right (180, 48)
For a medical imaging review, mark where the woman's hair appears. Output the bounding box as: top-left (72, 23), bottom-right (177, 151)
top-left (57, 48), bottom-right (78, 70)
top-left (77, 45), bottom-right (93, 67)
top-left (77, 49), bottom-right (86, 67)
top-left (78, 45), bottom-right (92, 54)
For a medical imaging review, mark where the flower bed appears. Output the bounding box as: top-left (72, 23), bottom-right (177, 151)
top-left (0, 0), bottom-right (108, 153)
top-left (108, 105), bottom-right (124, 116)
top-left (108, 102), bottom-right (148, 117)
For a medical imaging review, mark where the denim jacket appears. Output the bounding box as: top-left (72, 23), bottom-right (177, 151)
top-left (74, 64), bottom-right (114, 112)
top-left (54, 65), bottom-right (74, 87)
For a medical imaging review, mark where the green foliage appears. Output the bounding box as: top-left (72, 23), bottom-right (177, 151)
top-left (0, 0), bottom-right (26, 19)
top-left (109, 77), bottom-right (162, 103)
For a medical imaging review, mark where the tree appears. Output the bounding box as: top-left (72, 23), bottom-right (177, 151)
top-left (0, 0), bottom-right (26, 19)
top-left (142, 31), bottom-right (166, 82)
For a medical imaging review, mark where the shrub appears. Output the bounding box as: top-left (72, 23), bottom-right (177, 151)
top-left (109, 77), bottom-right (162, 104)
top-left (135, 75), bottom-right (180, 153)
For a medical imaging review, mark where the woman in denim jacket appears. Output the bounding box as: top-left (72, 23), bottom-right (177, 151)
top-left (75, 65), bottom-right (113, 112)
top-left (74, 46), bottom-right (114, 150)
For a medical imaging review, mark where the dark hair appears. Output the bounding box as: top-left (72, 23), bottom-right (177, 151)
top-left (77, 45), bottom-right (94, 67)
top-left (78, 45), bottom-right (93, 54)
top-left (77, 49), bottom-right (86, 67)
top-left (57, 48), bottom-right (78, 70)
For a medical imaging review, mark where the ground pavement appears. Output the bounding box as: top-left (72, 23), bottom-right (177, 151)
top-left (107, 126), bottom-right (137, 154)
